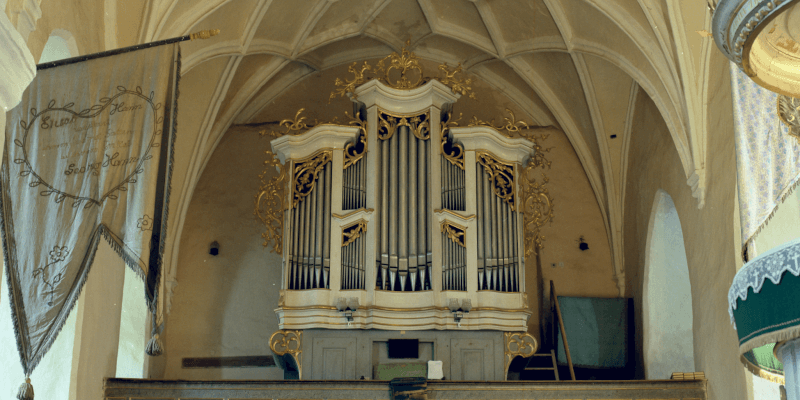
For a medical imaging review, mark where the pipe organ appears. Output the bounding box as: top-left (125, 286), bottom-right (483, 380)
top-left (267, 62), bottom-right (538, 333)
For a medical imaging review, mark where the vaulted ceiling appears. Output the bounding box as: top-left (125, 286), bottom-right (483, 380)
top-left (113, 0), bottom-right (717, 297)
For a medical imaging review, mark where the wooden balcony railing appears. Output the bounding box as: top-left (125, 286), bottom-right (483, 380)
top-left (104, 378), bottom-right (708, 400)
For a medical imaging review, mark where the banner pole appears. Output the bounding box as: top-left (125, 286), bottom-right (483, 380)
top-left (35, 29), bottom-right (220, 71)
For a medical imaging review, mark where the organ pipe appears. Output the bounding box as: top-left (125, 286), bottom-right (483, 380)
top-left (376, 112), bottom-right (431, 292)
top-left (475, 156), bottom-right (520, 292)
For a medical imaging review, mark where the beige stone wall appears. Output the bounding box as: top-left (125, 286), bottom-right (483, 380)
top-left (623, 52), bottom-right (746, 399)
top-left (163, 124), bottom-right (284, 380)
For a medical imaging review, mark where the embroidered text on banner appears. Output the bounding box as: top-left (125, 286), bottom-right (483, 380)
top-left (1, 44), bottom-right (179, 376)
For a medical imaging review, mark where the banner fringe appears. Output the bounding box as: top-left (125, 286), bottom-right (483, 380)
top-left (0, 153), bottom-right (32, 376)
top-left (739, 324), bottom-right (800, 357)
top-left (741, 175), bottom-right (800, 261)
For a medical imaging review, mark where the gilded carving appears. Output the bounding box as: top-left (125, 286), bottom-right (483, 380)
top-left (438, 63), bottom-right (476, 99)
top-left (468, 109), bottom-right (530, 136)
top-left (378, 111), bottom-right (430, 141)
top-left (328, 40), bottom-right (477, 100)
top-left (262, 108), bottom-right (318, 138)
top-left (342, 220), bottom-right (367, 248)
top-left (441, 112), bottom-right (464, 169)
top-left (255, 149), bottom-right (288, 254)
top-left (379, 39), bottom-right (425, 89)
top-left (269, 330), bottom-right (303, 379)
top-left (291, 150), bottom-right (332, 209)
top-left (504, 332), bottom-right (538, 378)
top-left (440, 220), bottom-right (466, 248)
top-left (329, 61), bottom-right (373, 102)
top-left (476, 151), bottom-right (517, 210)
top-left (343, 111), bottom-right (368, 169)
top-left (778, 94), bottom-right (800, 141)
top-left (520, 165), bottom-right (554, 258)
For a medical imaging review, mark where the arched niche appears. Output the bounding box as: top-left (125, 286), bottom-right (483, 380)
top-left (38, 29), bottom-right (78, 63)
top-left (642, 190), bottom-right (695, 379)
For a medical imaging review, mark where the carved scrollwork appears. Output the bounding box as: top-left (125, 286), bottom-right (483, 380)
top-left (328, 40), bottom-right (477, 100)
top-left (438, 63), bottom-right (476, 99)
top-left (329, 61), bottom-right (373, 103)
top-left (441, 112), bottom-right (464, 169)
top-left (261, 108), bottom-right (320, 138)
top-left (255, 150), bottom-right (288, 254)
top-left (504, 332), bottom-right (538, 378)
top-left (476, 152), bottom-right (516, 211)
top-left (378, 39), bottom-right (425, 90)
top-left (343, 111), bottom-right (368, 169)
top-left (520, 164), bottom-right (554, 258)
top-left (269, 330), bottom-right (303, 379)
top-left (778, 94), bottom-right (800, 141)
top-left (468, 108), bottom-right (534, 137)
top-left (440, 220), bottom-right (466, 248)
top-left (292, 150), bottom-right (332, 209)
top-left (342, 220), bottom-right (368, 247)
top-left (378, 111), bottom-right (430, 141)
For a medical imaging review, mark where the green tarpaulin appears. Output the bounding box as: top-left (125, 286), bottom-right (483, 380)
top-left (556, 296), bottom-right (629, 368)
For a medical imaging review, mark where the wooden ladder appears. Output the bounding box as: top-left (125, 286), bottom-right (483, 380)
top-left (524, 349), bottom-right (560, 380)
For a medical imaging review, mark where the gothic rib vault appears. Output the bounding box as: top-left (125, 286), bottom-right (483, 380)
top-left (129, 0), bottom-right (717, 305)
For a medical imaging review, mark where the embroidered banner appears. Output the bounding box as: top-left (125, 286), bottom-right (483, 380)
top-left (730, 63), bottom-right (800, 259)
top-left (1, 44), bottom-right (179, 376)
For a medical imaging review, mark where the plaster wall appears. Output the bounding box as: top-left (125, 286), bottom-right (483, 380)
top-left (624, 51), bottom-right (746, 399)
top-left (163, 123), bottom-right (284, 380)
top-left (115, 266), bottom-right (147, 379)
top-left (643, 191), bottom-right (694, 379)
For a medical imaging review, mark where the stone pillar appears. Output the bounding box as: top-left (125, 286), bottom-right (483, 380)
top-left (72, 243), bottom-right (126, 399)
top-left (778, 338), bottom-right (800, 400)
top-left (0, 7), bottom-right (36, 113)
top-left (0, 0), bottom-right (35, 307)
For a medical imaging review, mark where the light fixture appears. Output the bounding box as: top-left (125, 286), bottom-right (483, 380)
top-left (578, 236), bottom-right (589, 251)
top-left (712, 0), bottom-right (800, 98)
top-left (337, 297), bottom-right (359, 326)
top-left (209, 241), bottom-right (220, 256)
top-left (449, 298), bottom-right (471, 327)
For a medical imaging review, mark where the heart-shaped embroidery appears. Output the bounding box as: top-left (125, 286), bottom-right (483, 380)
top-left (14, 86), bottom-right (162, 209)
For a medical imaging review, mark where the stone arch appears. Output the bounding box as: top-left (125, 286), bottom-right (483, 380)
top-left (642, 190), bottom-right (695, 379)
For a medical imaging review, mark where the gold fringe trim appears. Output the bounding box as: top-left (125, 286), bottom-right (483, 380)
top-left (741, 174), bottom-right (800, 261)
top-left (740, 354), bottom-right (784, 384)
top-left (739, 324), bottom-right (800, 360)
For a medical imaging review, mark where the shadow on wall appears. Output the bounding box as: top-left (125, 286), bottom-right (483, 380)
top-left (643, 190), bottom-right (695, 379)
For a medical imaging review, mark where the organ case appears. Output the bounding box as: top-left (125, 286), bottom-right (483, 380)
top-left (271, 79), bottom-right (535, 331)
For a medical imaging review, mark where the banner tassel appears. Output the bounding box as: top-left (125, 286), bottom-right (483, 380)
top-left (17, 377), bottom-right (33, 400)
top-left (146, 333), bottom-right (163, 356)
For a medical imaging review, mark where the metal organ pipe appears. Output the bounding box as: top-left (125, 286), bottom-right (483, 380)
top-left (475, 162), bottom-right (520, 292)
top-left (399, 125), bottom-right (409, 291)
top-left (288, 160), bottom-right (332, 290)
top-left (376, 113), bottom-right (430, 292)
